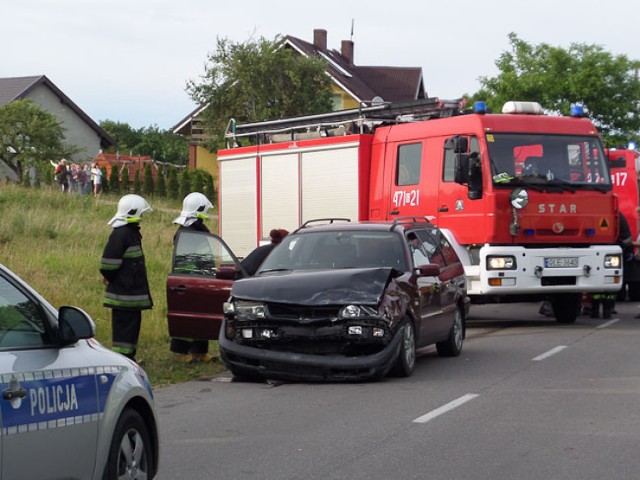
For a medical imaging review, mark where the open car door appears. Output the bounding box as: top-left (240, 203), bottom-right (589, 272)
top-left (167, 230), bottom-right (246, 340)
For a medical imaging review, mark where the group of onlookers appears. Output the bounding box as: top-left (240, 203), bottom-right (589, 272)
top-left (53, 158), bottom-right (102, 197)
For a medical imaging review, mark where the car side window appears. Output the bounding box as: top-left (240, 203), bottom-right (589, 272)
top-left (429, 228), bottom-right (459, 265)
top-left (407, 230), bottom-right (445, 268)
top-left (173, 231), bottom-right (238, 276)
top-left (0, 274), bottom-right (51, 349)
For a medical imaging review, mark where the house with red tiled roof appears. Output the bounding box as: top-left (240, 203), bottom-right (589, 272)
top-left (0, 75), bottom-right (115, 164)
top-left (172, 28), bottom-right (427, 174)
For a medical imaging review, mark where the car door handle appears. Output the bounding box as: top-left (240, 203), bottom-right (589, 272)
top-left (3, 379), bottom-right (27, 400)
top-left (169, 285), bottom-right (188, 293)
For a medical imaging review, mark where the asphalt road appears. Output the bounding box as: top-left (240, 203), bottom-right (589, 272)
top-left (153, 301), bottom-right (640, 480)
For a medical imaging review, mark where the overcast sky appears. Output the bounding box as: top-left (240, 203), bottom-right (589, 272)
top-left (2, 0), bottom-right (638, 131)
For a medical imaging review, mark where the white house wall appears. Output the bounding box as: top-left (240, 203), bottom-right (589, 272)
top-left (26, 84), bottom-right (102, 163)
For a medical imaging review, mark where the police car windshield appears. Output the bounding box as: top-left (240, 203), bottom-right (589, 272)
top-left (488, 134), bottom-right (610, 188)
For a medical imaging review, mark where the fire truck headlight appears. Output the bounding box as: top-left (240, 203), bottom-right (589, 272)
top-left (604, 254), bottom-right (621, 268)
top-left (487, 256), bottom-right (517, 270)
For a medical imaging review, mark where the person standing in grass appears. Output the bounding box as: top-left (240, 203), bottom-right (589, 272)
top-left (169, 192), bottom-right (216, 364)
top-left (91, 162), bottom-right (103, 197)
top-left (100, 194), bottom-right (153, 361)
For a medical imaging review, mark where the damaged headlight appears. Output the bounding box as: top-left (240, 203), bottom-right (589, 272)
top-left (232, 300), bottom-right (266, 320)
top-left (339, 305), bottom-right (378, 318)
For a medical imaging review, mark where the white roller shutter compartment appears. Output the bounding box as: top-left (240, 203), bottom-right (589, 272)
top-left (260, 153), bottom-right (299, 238)
top-left (301, 146), bottom-right (360, 223)
top-left (219, 156), bottom-right (257, 258)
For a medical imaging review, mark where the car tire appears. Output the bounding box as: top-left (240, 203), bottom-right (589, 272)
top-left (390, 318), bottom-right (416, 377)
top-left (436, 304), bottom-right (465, 357)
top-left (103, 409), bottom-right (154, 480)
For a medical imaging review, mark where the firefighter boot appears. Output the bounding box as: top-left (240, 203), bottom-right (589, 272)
top-left (602, 300), bottom-right (614, 320)
top-left (192, 353), bottom-right (216, 363)
top-left (590, 299), bottom-right (600, 319)
top-left (173, 353), bottom-right (193, 364)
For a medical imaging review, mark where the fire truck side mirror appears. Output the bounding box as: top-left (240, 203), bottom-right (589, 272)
top-left (468, 153), bottom-right (483, 200)
top-left (445, 136), bottom-right (468, 153)
top-left (454, 153), bottom-right (470, 184)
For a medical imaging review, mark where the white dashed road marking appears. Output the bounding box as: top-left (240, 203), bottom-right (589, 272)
top-left (533, 345), bottom-right (567, 361)
top-left (412, 393), bottom-right (479, 424)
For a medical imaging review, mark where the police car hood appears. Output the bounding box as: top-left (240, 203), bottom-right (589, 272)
top-left (232, 267), bottom-right (393, 305)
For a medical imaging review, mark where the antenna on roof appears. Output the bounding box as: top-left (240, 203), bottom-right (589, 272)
top-left (350, 19), bottom-right (354, 41)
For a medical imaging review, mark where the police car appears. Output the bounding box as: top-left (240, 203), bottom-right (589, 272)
top-left (0, 263), bottom-right (159, 479)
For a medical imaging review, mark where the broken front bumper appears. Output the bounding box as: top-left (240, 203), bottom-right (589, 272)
top-left (218, 318), bottom-right (404, 382)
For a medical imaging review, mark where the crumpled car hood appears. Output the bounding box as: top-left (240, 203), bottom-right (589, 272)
top-left (232, 267), bottom-right (393, 305)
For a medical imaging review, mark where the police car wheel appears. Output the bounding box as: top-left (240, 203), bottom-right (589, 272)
top-left (104, 408), bottom-right (153, 480)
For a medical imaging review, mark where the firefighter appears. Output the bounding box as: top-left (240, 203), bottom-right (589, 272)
top-left (100, 194), bottom-right (154, 361)
top-left (591, 213), bottom-right (634, 319)
top-left (170, 192), bottom-right (216, 363)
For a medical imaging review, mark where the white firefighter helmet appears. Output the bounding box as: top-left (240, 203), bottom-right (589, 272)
top-left (173, 192), bottom-right (213, 227)
top-left (108, 194), bottom-right (153, 228)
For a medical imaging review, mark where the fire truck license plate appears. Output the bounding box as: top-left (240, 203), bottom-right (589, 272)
top-left (545, 257), bottom-right (578, 268)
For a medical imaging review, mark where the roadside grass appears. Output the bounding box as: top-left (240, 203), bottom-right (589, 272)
top-left (0, 184), bottom-right (227, 386)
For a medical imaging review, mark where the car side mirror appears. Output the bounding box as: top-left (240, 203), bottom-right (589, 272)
top-left (416, 263), bottom-right (441, 277)
top-left (216, 265), bottom-right (238, 280)
top-left (58, 306), bottom-right (96, 344)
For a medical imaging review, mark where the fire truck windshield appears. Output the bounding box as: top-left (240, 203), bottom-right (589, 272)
top-left (486, 134), bottom-right (610, 188)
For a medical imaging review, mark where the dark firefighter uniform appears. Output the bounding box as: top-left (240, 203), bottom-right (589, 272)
top-left (100, 223), bottom-right (153, 359)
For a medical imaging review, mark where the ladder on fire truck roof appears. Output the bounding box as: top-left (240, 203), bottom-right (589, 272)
top-left (224, 97), bottom-right (466, 147)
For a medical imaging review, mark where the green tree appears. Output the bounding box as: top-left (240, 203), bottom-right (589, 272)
top-left (187, 35), bottom-right (333, 149)
top-left (133, 170), bottom-right (141, 194)
top-left (0, 99), bottom-right (77, 180)
top-left (100, 167), bottom-right (109, 194)
top-left (155, 169), bottom-right (167, 198)
top-left (99, 121), bottom-right (142, 153)
top-left (470, 33), bottom-right (640, 146)
top-left (109, 165), bottom-right (120, 194)
top-left (121, 167), bottom-right (130, 193)
top-left (167, 167), bottom-right (179, 200)
top-left (179, 169), bottom-right (191, 199)
top-left (143, 164), bottom-right (155, 196)
top-left (100, 121), bottom-right (189, 166)
top-left (203, 172), bottom-right (216, 204)
top-left (190, 169), bottom-right (205, 193)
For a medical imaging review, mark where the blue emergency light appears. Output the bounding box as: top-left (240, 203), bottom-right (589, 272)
top-left (629, 141), bottom-right (637, 150)
top-left (570, 104), bottom-right (584, 117)
top-left (473, 101), bottom-right (487, 114)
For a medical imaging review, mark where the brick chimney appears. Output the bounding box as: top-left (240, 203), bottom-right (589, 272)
top-left (313, 29), bottom-right (327, 50)
top-left (341, 40), bottom-right (354, 65)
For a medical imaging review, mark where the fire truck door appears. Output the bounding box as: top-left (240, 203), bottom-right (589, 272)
top-left (386, 142), bottom-right (426, 219)
top-left (436, 136), bottom-right (486, 240)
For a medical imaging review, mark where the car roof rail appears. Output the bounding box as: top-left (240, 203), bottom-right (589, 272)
top-left (299, 218), bottom-right (351, 230)
top-left (390, 216), bottom-right (434, 231)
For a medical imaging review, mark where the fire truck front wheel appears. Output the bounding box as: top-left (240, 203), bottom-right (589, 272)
top-left (551, 293), bottom-right (581, 324)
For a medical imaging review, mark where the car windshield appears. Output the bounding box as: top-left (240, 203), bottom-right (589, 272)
top-left (487, 134), bottom-right (610, 188)
top-left (258, 230), bottom-right (408, 272)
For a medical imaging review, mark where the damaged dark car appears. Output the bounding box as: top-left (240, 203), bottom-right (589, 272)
top-left (220, 217), bottom-right (470, 382)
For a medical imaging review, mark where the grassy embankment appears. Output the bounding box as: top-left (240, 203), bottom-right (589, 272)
top-left (0, 184), bottom-right (227, 386)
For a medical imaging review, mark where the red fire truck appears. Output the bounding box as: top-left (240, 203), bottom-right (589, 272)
top-left (217, 98), bottom-right (623, 323)
top-left (608, 147), bottom-right (640, 299)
